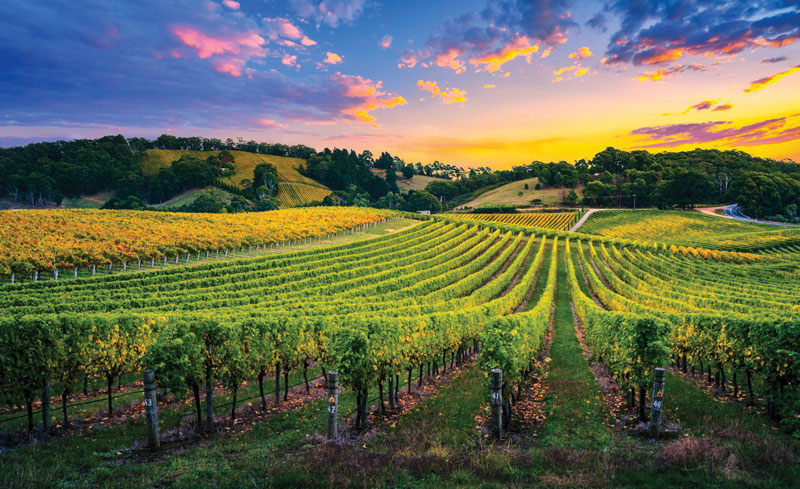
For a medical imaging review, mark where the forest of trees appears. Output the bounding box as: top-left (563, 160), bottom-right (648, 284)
top-left (1, 134), bottom-right (798, 220)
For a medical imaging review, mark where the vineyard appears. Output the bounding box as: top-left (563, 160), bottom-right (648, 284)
top-left (275, 182), bottom-right (332, 207)
top-left (580, 209), bottom-right (800, 252)
top-left (1, 211), bottom-right (798, 488)
top-left (455, 212), bottom-right (578, 231)
top-left (0, 208), bottom-right (388, 280)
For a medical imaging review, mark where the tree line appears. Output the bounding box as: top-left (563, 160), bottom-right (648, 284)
top-left (1, 134), bottom-right (797, 220)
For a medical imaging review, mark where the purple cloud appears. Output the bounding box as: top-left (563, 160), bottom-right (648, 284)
top-left (600, 2), bottom-right (800, 66)
top-left (631, 117), bottom-right (799, 148)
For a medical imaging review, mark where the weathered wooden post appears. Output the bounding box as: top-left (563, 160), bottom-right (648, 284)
top-left (648, 368), bottom-right (665, 438)
top-left (143, 369), bottom-right (160, 449)
top-left (490, 369), bottom-right (503, 438)
top-left (327, 371), bottom-right (338, 440)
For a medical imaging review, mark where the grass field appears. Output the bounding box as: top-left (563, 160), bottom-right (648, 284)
top-left (276, 182), bottom-right (331, 207)
top-left (140, 150), bottom-right (324, 188)
top-left (580, 209), bottom-right (800, 252)
top-left (61, 191), bottom-right (113, 209)
top-left (370, 169), bottom-right (449, 193)
top-left (153, 187), bottom-right (241, 209)
top-left (459, 178), bottom-right (584, 209)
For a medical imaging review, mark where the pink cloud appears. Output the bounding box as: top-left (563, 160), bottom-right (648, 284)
top-left (331, 73), bottom-right (407, 124)
top-left (281, 54), bottom-right (298, 67)
top-left (379, 35), bottom-right (392, 49)
top-left (257, 118), bottom-right (288, 129)
top-left (279, 20), bottom-right (303, 40)
top-left (215, 59), bottom-right (246, 77)
top-left (173, 26), bottom-right (266, 59)
top-left (222, 0), bottom-right (240, 9)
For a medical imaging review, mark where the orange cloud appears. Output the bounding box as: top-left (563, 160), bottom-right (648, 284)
top-left (324, 52), bottom-right (343, 64)
top-left (569, 46), bottom-right (592, 59)
top-left (575, 67), bottom-right (588, 76)
top-left (553, 65), bottom-right (575, 75)
top-left (468, 36), bottom-right (539, 73)
top-left (639, 47), bottom-right (684, 65)
top-left (744, 65), bottom-right (800, 93)
top-left (334, 73), bottom-right (407, 124)
top-left (417, 80), bottom-right (467, 104)
top-left (713, 103), bottom-right (733, 111)
top-left (173, 27), bottom-right (265, 59)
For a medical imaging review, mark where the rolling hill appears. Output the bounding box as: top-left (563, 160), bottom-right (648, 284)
top-left (140, 149), bottom-right (331, 206)
top-left (459, 177), bottom-right (584, 209)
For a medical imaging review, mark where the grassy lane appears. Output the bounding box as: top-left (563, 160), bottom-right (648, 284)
top-left (537, 244), bottom-right (613, 450)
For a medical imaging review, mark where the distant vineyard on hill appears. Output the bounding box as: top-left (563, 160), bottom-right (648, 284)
top-left (276, 182), bottom-right (332, 207)
top-left (454, 212), bottom-right (578, 231)
top-left (139, 150), bottom-right (331, 207)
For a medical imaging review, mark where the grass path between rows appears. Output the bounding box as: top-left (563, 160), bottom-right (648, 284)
top-left (537, 244), bottom-right (613, 450)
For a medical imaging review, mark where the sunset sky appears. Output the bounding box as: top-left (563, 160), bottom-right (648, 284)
top-left (1, 0), bottom-right (799, 168)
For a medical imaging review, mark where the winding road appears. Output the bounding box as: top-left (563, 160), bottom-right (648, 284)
top-left (697, 204), bottom-right (799, 227)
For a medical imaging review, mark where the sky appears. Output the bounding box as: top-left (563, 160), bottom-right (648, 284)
top-left (1, 0), bottom-right (799, 168)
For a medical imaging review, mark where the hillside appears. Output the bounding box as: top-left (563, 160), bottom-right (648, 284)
top-left (369, 168), bottom-right (449, 193)
top-left (459, 177), bottom-right (584, 209)
top-left (140, 149), bottom-right (331, 206)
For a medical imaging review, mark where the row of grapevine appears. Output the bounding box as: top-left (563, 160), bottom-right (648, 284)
top-left (0, 207), bottom-right (390, 279)
top-left (275, 182), bottom-right (332, 207)
top-left (455, 212), bottom-right (577, 231)
top-left (0, 219), bottom-right (558, 431)
top-left (567, 236), bottom-right (800, 425)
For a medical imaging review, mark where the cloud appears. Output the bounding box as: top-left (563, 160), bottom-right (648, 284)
top-left (484, 84), bottom-right (495, 88)
top-left (257, 118), bottom-right (288, 129)
top-left (173, 26), bottom-right (266, 59)
top-left (263, 17), bottom-right (317, 46)
top-left (416, 80), bottom-right (467, 104)
top-left (399, 0), bottom-right (575, 73)
top-left (332, 73), bottom-right (407, 124)
top-left (568, 46), bottom-right (592, 60)
top-left (379, 35), bottom-right (392, 49)
top-left (575, 67), bottom-right (588, 76)
top-left (222, 0), bottom-right (240, 9)
top-left (636, 63), bottom-right (705, 82)
top-left (664, 99), bottom-right (733, 115)
top-left (324, 51), bottom-right (343, 64)
top-left (290, 0), bottom-right (368, 27)
top-left (631, 116), bottom-right (800, 148)
top-left (761, 56), bottom-right (788, 64)
top-left (744, 65), bottom-right (800, 93)
top-left (553, 65), bottom-right (575, 76)
top-left (281, 54), bottom-right (299, 67)
top-left (0, 1), bottom-right (411, 133)
top-left (468, 35), bottom-right (539, 73)
top-left (602, 2), bottom-right (800, 66)
top-left (587, 12), bottom-right (607, 32)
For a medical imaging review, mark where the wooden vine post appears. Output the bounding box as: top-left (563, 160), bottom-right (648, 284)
top-left (648, 368), bottom-right (665, 438)
top-left (490, 369), bottom-right (503, 438)
top-left (143, 369), bottom-right (160, 449)
top-left (327, 371), bottom-right (338, 440)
